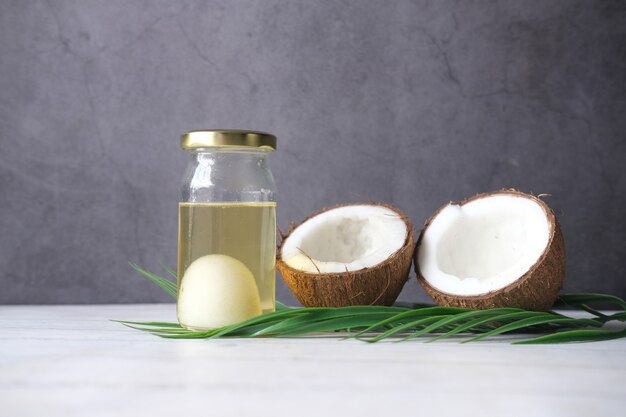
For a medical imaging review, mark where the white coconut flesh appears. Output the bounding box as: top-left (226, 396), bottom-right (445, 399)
top-left (177, 254), bottom-right (262, 330)
top-left (418, 194), bottom-right (551, 296)
top-left (281, 205), bottom-right (408, 273)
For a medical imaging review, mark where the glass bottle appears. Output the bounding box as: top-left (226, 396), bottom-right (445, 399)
top-left (177, 130), bottom-right (277, 331)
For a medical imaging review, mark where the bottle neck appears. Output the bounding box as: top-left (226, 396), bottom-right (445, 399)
top-left (188, 148), bottom-right (273, 170)
top-left (182, 148), bottom-right (276, 203)
top-left (188, 147), bottom-right (274, 156)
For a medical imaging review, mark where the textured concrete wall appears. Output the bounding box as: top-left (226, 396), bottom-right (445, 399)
top-left (1, 0), bottom-right (625, 305)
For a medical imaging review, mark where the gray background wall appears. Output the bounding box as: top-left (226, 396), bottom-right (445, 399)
top-left (1, 0), bottom-right (625, 305)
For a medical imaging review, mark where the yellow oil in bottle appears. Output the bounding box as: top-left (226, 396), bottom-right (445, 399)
top-left (178, 202), bottom-right (276, 314)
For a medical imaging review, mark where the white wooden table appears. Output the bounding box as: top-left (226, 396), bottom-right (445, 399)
top-left (1, 304), bottom-right (624, 417)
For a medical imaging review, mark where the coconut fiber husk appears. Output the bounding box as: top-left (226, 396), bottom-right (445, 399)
top-left (277, 203), bottom-right (415, 307)
top-left (415, 189), bottom-right (565, 311)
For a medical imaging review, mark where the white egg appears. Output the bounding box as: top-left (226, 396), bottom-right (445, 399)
top-left (177, 254), bottom-right (262, 330)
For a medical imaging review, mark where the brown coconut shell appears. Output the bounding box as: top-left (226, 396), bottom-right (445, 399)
top-left (277, 203), bottom-right (415, 307)
top-left (414, 189), bottom-right (565, 311)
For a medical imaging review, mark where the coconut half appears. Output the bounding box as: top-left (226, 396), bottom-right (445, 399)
top-left (278, 203), bottom-right (414, 307)
top-left (415, 190), bottom-right (565, 310)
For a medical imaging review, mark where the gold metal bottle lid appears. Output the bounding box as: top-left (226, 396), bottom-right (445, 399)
top-left (180, 130), bottom-right (277, 150)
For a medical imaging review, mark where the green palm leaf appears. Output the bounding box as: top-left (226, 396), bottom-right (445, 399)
top-left (122, 263), bottom-right (626, 344)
